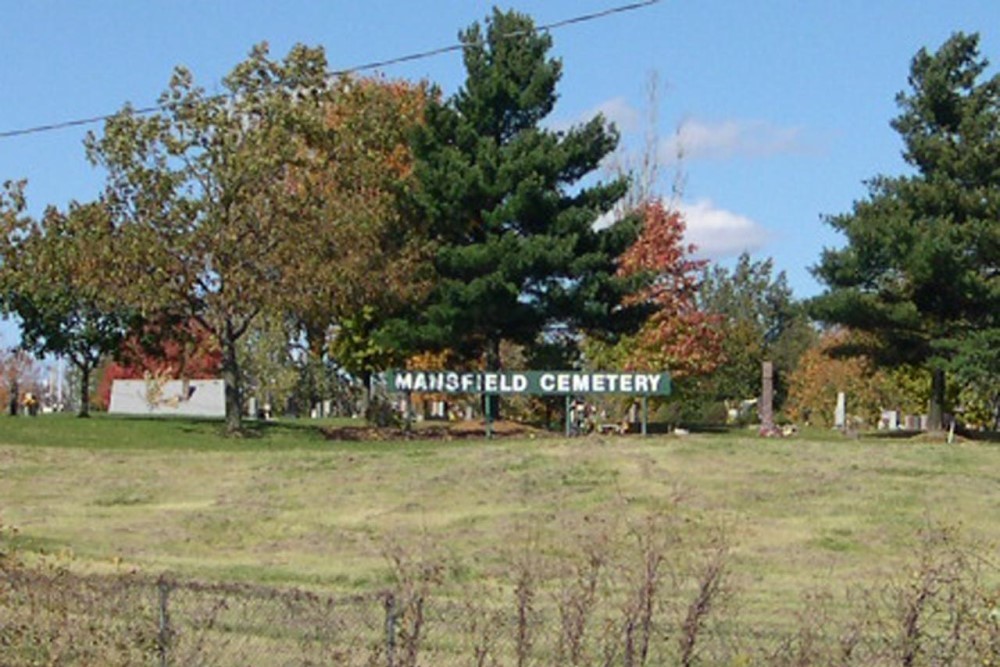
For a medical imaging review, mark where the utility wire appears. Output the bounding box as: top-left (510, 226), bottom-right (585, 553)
top-left (0, 0), bottom-right (660, 141)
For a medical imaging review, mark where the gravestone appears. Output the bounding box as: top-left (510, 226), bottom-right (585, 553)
top-left (109, 379), bottom-right (225, 418)
top-left (834, 392), bottom-right (846, 430)
top-left (880, 409), bottom-right (899, 430)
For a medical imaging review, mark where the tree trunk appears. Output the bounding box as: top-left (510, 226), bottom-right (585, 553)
top-left (77, 363), bottom-right (91, 418)
top-left (305, 320), bottom-right (327, 409)
top-left (360, 369), bottom-right (372, 418)
top-left (221, 325), bottom-right (242, 434)
top-left (9, 379), bottom-right (19, 416)
top-left (927, 367), bottom-right (945, 432)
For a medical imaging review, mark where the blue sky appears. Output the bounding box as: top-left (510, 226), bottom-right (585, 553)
top-left (2, 0), bottom-right (999, 348)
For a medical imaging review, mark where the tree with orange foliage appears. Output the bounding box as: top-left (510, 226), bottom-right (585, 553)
top-left (784, 328), bottom-right (896, 428)
top-left (599, 200), bottom-right (723, 379)
top-left (283, 75), bottom-right (433, 404)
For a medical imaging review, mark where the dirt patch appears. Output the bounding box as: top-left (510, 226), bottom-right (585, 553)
top-left (320, 420), bottom-right (550, 442)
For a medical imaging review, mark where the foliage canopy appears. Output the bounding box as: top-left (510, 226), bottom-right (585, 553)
top-left (810, 32), bottom-right (1000, 429)
top-left (0, 187), bottom-right (135, 416)
top-left (383, 8), bottom-right (643, 370)
top-left (86, 44), bottom-right (333, 431)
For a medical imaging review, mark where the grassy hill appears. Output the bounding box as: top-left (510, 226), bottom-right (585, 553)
top-left (2, 414), bottom-right (998, 656)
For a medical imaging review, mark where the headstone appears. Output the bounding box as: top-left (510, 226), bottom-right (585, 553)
top-left (247, 397), bottom-right (258, 419)
top-left (109, 379), bottom-right (225, 418)
top-left (834, 392), bottom-right (846, 430)
top-left (880, 410), bottom-right (899, 430)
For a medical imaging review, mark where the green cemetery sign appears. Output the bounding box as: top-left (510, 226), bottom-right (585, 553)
top-left (385, 370), bottom-right (671, 396)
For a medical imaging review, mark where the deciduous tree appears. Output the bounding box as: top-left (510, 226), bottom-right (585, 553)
top-left (0, 347), bottom-right (42, 415)
top-left (0, 186), bottom-right (135, 416)
top-left (86, 44), bottom-right (332, 432)
top-left (945, 329), bottom-right (1000, 429)
top-left (697, 253), bottom-right (814, 408)
top-left (783, 328), bottom-right (923, 428)
top-left (610, 201), bottom-right (722, 379)
top-left (284, 76), bottom-right (432, 377)
top-left (236, 310), bottom-right (299, 418)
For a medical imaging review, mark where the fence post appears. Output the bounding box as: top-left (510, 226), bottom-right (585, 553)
top-left (384, 592), bottom-right (397, 667)
top-left (157, 576), bottom-right (172, 667)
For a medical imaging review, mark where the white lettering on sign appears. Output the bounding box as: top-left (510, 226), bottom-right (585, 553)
top-left (386, 371), bottom-right (670, 396)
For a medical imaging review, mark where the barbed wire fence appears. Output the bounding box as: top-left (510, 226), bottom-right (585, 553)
top-left (2, 524), bottom-right (998, 666)
top-left (2, 568), bottom-right (395, 666)
top-left (1, 563), bottom-right (740, 666)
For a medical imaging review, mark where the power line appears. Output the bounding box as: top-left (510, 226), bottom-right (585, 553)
top-left (0, 0), bottom-right (660, 141)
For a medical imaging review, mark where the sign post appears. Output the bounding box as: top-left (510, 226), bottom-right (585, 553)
top-left (484, 393), bottom-right (493, 439)
top-left (564, 395), bottom-right (572, 437)
top-left (642, 396), bottom-right (649, 436)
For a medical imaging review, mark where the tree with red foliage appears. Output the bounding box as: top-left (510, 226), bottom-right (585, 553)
top-left (591, 201), bottom-right (722, 379)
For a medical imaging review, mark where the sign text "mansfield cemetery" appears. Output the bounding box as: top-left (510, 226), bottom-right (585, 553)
top-left (385, 371), bottom-right (671, 396)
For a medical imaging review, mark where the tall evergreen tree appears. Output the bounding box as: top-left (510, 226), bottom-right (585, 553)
top-left (385, 8), bottom-right (641, 370)
top-left (810, 33), bottom-right (1000, 430)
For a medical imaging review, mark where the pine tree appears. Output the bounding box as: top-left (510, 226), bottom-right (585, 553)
top-left (810, 33), bottom-right (1000, 430)
top-left (385, 8), bottom-right (641, 372)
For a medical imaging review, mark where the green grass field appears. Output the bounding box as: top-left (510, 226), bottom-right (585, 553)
top-left (2, 413), bottom-right (998, 633)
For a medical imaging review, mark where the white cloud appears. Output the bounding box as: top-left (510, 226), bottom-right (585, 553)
top-left (593, 198), bottom-right (768, 260)
top-left (678, 199), bottom-right (769, 259)
top-left (553, 103), bottom-right (808, 167)
top-left (548, 97), bottom-right (641, 134)
top-left (589, 97), bottom-right (642, 133)
top-left (661, 118), bottom-right (806, 163)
